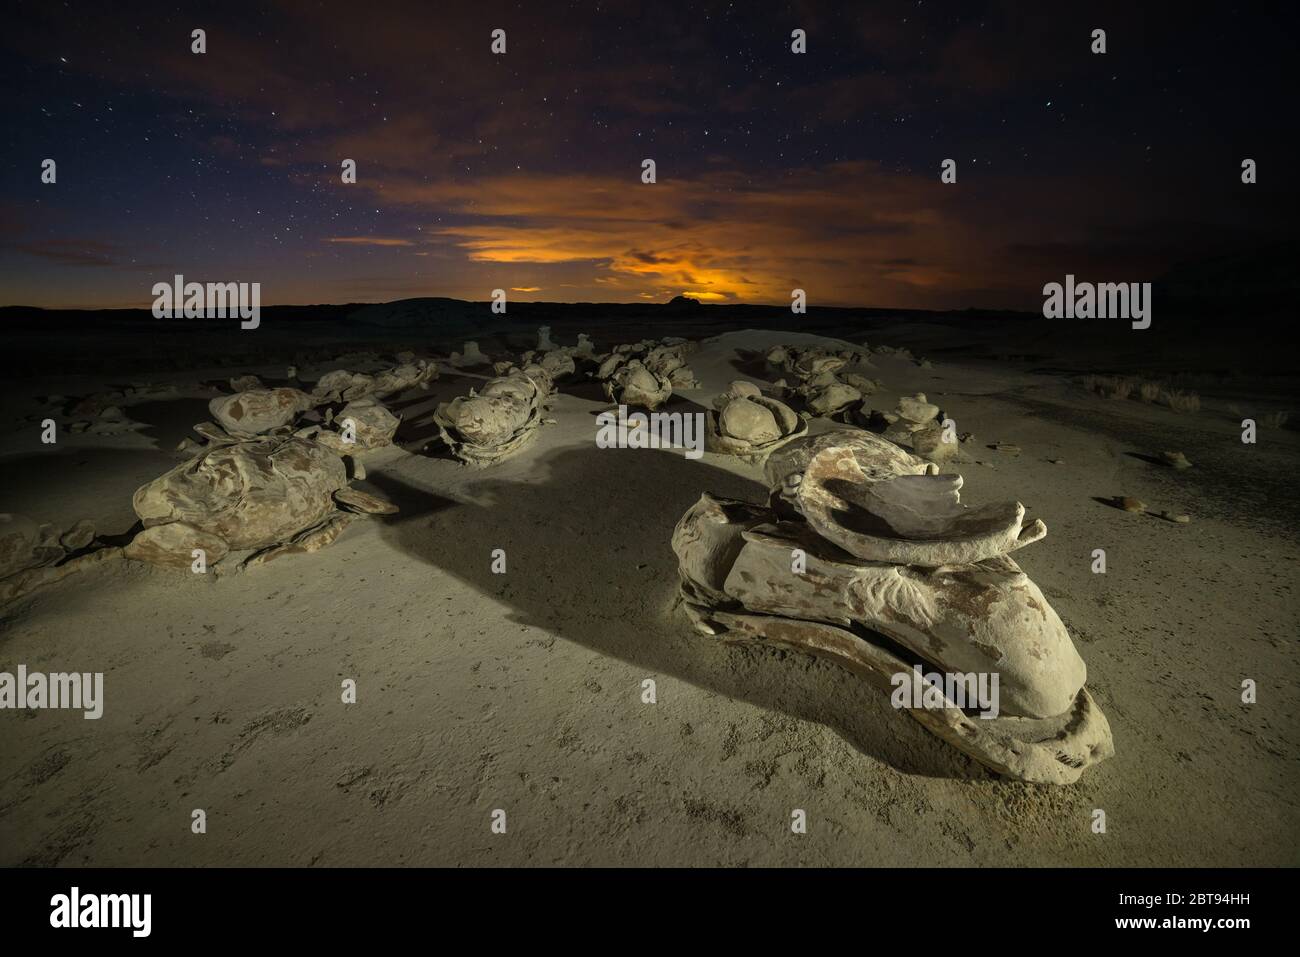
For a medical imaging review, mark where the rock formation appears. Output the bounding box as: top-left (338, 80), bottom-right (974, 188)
top-left (601, 358), bottom-right (674, 410)
top-left (209, 388), bottom-right (315, 437)
top-left (448, 342), bottom-right (489, 369)
top-left (593, 338), bottom-right (698, 405)
top-left (0, 513), bottom-right (121, 606)
top-left (306, 397), bottom-right (400, 453)
top-left (311, 359), bottom-right (436, 404)
top-left (433, 366), bottom-right (553, 466)
top-left (706, 381), bottom-right (808, 460)
top-left (870, 392), bottom-right (955, 462)
top-left (642, 343), bottom-right (699, 389)
top-left (670, 430), bottom-right (1113, 784)
top-left (124, 434), bottom-right (393, 570)
top-left (767, 344), bottom-right (879, 419)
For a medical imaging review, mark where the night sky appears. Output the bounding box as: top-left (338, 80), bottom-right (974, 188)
top-left (1, 1), bottom-right (1293, 310)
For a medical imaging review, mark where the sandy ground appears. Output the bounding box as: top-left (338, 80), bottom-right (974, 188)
top-left (1, 328), bottom-right (1297, 867)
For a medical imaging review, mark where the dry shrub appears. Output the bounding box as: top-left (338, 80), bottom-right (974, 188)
top-left (1262, 410), bottom-right (1290, 429)
top-left (1082, 375), bottom-right (1135, 400)
top-left (1162, 389), bottom-right (1201, 413)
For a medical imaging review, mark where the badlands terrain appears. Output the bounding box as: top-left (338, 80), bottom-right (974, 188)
top-left (0, 314), bottom-right (1296, 867)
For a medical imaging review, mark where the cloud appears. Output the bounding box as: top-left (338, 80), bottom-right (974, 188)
top-left (5, 239), bottom-right (170, 271)
top-left (324, 236), bottom-right (416, 247)
top-left (348, 161), bottom-right (1025, 306)
top-left (8, 239), bottom-right (119, 267)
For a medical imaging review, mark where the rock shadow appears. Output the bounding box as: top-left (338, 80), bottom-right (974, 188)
top-left (125, 397), bottom-right (214, 449)
top-left (727, 348), bottom-right (779, 382)
top-left (375, 442), bottom-right (988, 781)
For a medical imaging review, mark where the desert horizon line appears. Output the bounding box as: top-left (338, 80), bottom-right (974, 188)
top-left (0, 294), bottom-right (1036, 315)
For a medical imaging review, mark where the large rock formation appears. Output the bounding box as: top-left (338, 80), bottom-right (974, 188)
top-left (125, 435), bottom-right (391, 569)
top-left (433, 366), bottom-right (553, 466)
top-left (670, 430), bottom-right (1113, 784)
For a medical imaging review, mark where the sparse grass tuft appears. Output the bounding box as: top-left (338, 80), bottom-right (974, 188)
top-left (1082, 374), bottom-right (1135, 400)
top-left (1161, 389), bottom-right (1201, 413)
top-left (1262, 410), bottom-right (1291, 429)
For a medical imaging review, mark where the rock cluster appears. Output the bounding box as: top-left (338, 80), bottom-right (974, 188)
top-left (517, 347), bottom-right (578, 382)
top-left (872, 392), bottom-right (956, 462)
top-left (594, 338), bottom-right (699, 407)
top-left (117, 358), bottom-right (429, 572)
top-left (311, 359), bottom-right (437, 404)
top-left (185, 358), bottom-right (430, 456)
top-left (765, 344), bottom-right (880, 419)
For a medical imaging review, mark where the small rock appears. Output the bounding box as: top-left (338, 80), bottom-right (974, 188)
top-left (1049, 458), bottom-right (1065, 465)
top-left (897, 393), bottom-right (939, 424)
top-left (334, 488), bottom-right (398, 515)
top-left (60, 520), bottom-right (96, 551)
top-left (989, 442), bottom-right (1021, 453)
top-left (1119, 497), bottom-right (1146, 513)
top-left (125, 523), bottom-right (230, 569)
top-left (1160, 451), bottom-right (1192, 469)
top-left (912, 423), bottom-right (956, 462)
top-left (192, 421), bottom-right (230, 444)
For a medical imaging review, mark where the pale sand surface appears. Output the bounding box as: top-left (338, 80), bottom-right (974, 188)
top-left (1, 328), bottom-right (1296, 866)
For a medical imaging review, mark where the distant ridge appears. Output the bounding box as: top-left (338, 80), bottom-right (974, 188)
top-left (346, 297), bottom-right (473, 327)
